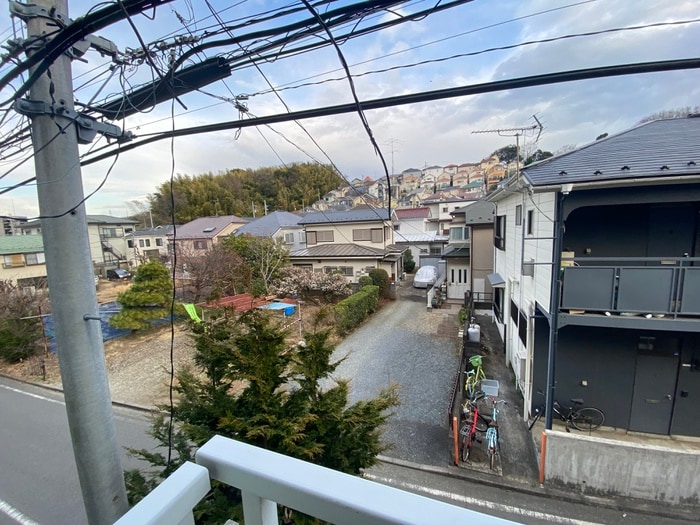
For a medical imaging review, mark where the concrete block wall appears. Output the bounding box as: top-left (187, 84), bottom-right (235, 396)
top-left (543, 430), bottom-right (700, 505)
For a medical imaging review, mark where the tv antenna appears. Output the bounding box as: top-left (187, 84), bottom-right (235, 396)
top-left (472, 115), bottom-right (543, 174)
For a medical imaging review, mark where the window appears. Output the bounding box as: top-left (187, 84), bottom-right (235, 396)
top-left (494, 288), bottom-right (504, 323)
top-left (430, 245), bottom-right (442, 256)
top-left (284, 233), bottom-right (295, 244)
top-left (127, 239), bottom-right (134, 248)
top-left (393, 224), bottom-right (400, 231)
top-left (138, 239), bottom-right (145, 248)
top-left (323, 266), bottom-right (337, 274)
top-left (3, 254), bottom-right (24, 268)
top-left (495, 215), bottom-right (506, 250)
top-left (449, 227), bottom-right (463, 241)
top-left (25, 252), bottom-right (45, 265)
top-left (515, 205), bottom-right (522, 226)
top-left (315, 230), bottom-right (334, 242)
top-left (300, 231), bottom-right (306, 244)
top-left (145, 239), bottom-right (151, 247)
top-left (527, 210), bottom-right (534, 235)
top-left (156, 238), bottom-right (163, 247)
top-left (193, 240), bottom-right (207, 250)
top-left (353, 229), bottom-right (371, 241)
top-left (339, 266), bottom-right (353, 276)
top-left (307, 231), bottom-right (316, 245)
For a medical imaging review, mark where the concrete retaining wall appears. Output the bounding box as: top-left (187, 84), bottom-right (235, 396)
top-left (544, 430), bottom-right (700, 505)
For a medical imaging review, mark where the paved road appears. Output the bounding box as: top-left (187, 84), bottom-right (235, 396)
top-left (332, 282), bottom-right (461, 466)
top-left (0, 377), bottom-right (156, 525)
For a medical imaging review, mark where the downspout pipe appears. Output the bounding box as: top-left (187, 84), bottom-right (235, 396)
top-left (544, 189), bottom-right (566, 429)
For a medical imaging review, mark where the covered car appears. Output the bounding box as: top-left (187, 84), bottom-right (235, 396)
top-left (106, 268), bottom-right (131, 280)
top-left (412, 265), bottom-right (438, 288)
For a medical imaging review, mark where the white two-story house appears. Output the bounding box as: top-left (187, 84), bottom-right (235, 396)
top-left (488, 116), bottom-right (700, 438)
top-left (289, 207), bottom-right (403, 282)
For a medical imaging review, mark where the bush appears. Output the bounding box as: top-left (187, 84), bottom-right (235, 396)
top-left (357, 275), bottom-right (372, 288)
top-left (368, 268), bottom-right (390, 298)
top-left (334, 285), bottom-right (379, 335)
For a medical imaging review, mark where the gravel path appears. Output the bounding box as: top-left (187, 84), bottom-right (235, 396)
top-left (331, 283), bottom-right (462, 466)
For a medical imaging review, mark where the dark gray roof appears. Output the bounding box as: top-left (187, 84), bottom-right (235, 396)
top-left (236, 211), bottom-right (303, 237)
top-left (298, 208), bottom-right (390, 225)
top-left (290, 243), bottom-right (389, 258)
top-left (442, 246), bottom-right (470, 258)
top-left (522, 117), bottom-right (700, 187)
top-left (452, 200), bottom-right (495, 225)
top-left (126, 225), bottom-right (176, 238)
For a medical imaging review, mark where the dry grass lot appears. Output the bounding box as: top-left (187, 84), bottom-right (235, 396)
top-left (0, 279), bottom-right (335, 408)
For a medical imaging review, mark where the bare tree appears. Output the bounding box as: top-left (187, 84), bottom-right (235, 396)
top-left (176, 244), bottom-right (249, 303)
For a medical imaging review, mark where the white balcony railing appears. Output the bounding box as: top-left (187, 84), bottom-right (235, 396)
top-left (117, 435), bottom-right (519, 525)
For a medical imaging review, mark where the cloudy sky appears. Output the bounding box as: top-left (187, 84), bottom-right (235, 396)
top-left (1, 0), bottom-right (699, 218)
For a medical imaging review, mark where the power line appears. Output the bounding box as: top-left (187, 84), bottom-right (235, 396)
top-left (80, 57), bottom-right (700, 167)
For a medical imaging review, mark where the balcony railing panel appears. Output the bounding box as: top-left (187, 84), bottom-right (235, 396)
top-left (560, 257), bottom-right (700, 318)
top-left (561, 267), bottom-right (615, 310)
top-left (681, 268), bottom-right (700, 314)
top-left (617, 267), bottom-right (675, 313)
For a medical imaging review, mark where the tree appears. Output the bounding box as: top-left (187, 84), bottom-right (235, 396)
top-left (125, 311), bottom-right (399, 523)
top-left (176, 243), bottom-right (249, 303)
top-left (368, 268), bottom-right (391, 298)
top-left (0, 281), bottom-right (49, 362)
top-left (109, 260), bottom-right (174, 331)
top-left (524, 149), bottom-right (554, 165)
top-left (273, 267), bottom-right (352, 303)
top-left (637, 106), bottom-right (700, 125)
top-left (491, 144), bottom-right (521, 164)
top-left (403, 249), bottom-right (416, 273)
top-left (222, 235), bottom-right (289, 296)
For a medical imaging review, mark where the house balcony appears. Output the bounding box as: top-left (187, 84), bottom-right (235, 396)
top-left (559, 256), bottom-right (700, 331)
top-left (116, 435), bottom-right (516, 525)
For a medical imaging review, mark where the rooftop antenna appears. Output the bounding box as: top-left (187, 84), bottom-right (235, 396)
top-left (472, 115), bottom-right (544, 180)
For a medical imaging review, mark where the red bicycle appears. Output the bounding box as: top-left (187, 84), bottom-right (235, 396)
top-left (459, 391), bottom-right (486, 461)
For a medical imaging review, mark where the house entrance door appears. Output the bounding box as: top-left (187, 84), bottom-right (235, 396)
top-left (447, 264), bottom-right (469, 300)
top-left (629, 353), bottom-right (679, 434)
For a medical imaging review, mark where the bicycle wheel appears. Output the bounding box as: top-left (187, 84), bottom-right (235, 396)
top-left (461, 435), bottom-right (472, 462)
top-left (571, 407), bottom-right (605, 431)
top-left (475, 413), bottom-right (489, 433)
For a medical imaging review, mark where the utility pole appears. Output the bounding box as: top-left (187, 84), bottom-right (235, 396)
top-left (22, 1), bottom-right (129, 522)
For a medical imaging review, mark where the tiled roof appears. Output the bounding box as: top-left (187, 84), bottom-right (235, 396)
top-left (394, 207), bottom-right (430, 219)
top-left (236, 211), bottom-right (303, 237)
top-left (0, 235), bottom-right (44, 254)
top-left (522, 117), bottom-right (700, 187)
top-left (289, 243), bottom-right (389, 258)
top-left (173, 215), bottom-right (247, 239)
top-left (394, 232), bottom-right (448, 243)
top-left (298, 208), bottom-right (390, 225)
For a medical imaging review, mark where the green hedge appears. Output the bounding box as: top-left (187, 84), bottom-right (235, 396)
top-left (334, 285), bottom-right (379, 335)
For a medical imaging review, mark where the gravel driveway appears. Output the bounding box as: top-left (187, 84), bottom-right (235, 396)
top-left (331, 282), bottom-right (462, 467)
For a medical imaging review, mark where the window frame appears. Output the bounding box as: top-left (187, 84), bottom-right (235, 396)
top-left (494, 215), bottom-right (506, 250)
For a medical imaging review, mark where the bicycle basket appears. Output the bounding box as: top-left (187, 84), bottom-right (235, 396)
top-left (468, 355), bottom-right (483, 368)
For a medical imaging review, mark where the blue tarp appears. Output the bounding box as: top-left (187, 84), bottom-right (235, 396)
top-left (258, 302), bottom-right (296, 315)
top-left (42, 302), bottom-right (132, 353)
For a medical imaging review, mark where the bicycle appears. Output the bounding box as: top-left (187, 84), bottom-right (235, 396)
top-left (459, 391), bottom-right (487, 461)
top-left (485, 397), bottom-right (506, 469)
top-left (528, 392), bottom-right (605, 432)
top-left (464, 354), bottom-right (486, 400)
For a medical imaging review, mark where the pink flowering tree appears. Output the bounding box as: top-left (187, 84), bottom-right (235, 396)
top-left (273, 267), bottom-right (352, 304)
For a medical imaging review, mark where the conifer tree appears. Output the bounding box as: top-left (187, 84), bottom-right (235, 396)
top-left (109, 260), bottom-right (173, 331)
top-left (125, 310), bottom-right (399, 523)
